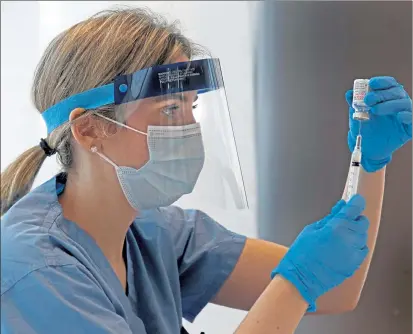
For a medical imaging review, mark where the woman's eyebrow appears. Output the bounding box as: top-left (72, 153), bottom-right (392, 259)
top-left (153, 93), bottom-right (198, 103)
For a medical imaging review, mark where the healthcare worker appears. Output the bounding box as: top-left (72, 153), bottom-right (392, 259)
top-left (1, 8), bottom-right (412, 334)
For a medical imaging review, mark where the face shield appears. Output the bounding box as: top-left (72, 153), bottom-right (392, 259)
top-left (42, 58), bottom-right (248, 211)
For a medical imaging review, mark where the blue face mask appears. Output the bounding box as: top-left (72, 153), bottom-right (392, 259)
top-left (91, 118), bottom-right (205, 210)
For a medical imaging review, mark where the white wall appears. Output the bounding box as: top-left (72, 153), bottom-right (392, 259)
top-left (1, 2), bottom-right (260, 333)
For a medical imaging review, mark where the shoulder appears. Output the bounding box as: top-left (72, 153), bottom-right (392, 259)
top-left (132, 206), bottom-right (222, 240)
top-left (136, 205), bottom-right (219, 228)
top-left (131, 206), bottom-right (246, 258)
top-left (1, 177), bottom-right (79, 296)
top-left (156, 206), bottom-right (240, 240)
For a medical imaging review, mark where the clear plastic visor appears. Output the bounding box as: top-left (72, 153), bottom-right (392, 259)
top-left (112, 58), bottom-right (248, 210)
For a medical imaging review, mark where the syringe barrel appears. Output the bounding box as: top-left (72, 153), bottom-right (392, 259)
top-left (345, 164), bottom-right (361, 201)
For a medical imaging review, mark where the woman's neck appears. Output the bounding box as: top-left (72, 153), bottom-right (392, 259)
top-left (58, 171), bottom-right (137, 264)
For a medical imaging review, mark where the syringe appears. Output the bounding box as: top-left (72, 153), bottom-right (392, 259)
top-left (344, 134), bottom-right (362, 202)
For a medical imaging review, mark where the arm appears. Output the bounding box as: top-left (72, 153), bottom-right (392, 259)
top-left (213, 167), bottom-right (383, 314)
top-left (235, 275), bottom-right (308, 334)
top-left (231, 196), bottom-right (369, 332)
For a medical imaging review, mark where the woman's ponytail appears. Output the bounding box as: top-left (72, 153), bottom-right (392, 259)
top-left (1, 145), bottom-right (47, 215)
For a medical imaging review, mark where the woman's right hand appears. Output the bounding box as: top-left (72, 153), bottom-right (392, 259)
top-left (271, 195), bottom-right (369, 312)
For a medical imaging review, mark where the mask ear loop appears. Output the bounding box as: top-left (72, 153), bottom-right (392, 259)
top-left (90, 146), bottom-right (118, 169)
top-left (95, 113), bottom-right (148, 136)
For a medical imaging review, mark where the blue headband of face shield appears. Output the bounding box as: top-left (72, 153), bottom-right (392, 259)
top-left (41, 58), bottom-right (224, 134)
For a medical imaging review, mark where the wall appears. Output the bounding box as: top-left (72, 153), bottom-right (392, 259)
top-left (1, 2), bottom-right (259, 333)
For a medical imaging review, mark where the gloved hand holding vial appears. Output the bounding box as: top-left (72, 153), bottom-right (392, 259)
top-left (344, 76), bottom-right (412, 201)
top-left (346, 76), bottom-right (412, 172)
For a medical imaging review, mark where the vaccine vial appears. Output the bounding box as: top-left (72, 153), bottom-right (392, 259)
top-left (352, 79), bottom-right (370, 121)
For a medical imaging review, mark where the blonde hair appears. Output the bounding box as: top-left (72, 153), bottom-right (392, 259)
top-left (1, 7), bottom-right (205, 215)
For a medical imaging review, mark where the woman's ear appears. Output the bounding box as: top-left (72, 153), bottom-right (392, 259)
top-left (70, 108), bottom-right (101, 150)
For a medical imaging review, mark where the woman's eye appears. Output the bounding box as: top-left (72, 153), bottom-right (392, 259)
top-left (162, 105), bottom-right (179, 117)
top-left (162, 104), bottom-right (198, 117)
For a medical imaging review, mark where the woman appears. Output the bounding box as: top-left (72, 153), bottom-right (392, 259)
top-left (1, 8), bottom-right (411, 334)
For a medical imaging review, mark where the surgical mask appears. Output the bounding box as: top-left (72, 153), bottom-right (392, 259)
top-left (91, 116), bottom-right (205, 210)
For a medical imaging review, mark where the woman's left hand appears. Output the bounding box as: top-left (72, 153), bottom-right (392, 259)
top-left (346, 76), bottom-right (412, 172)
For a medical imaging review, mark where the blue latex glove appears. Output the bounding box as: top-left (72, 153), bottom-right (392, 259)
top-left (346, 76), bottom-right (412, 172)
top-left (271, 195), bottom-right (369, 312)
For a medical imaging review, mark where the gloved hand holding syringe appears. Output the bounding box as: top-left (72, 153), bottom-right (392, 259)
top-left (344, 79), bottom-right (370, 202)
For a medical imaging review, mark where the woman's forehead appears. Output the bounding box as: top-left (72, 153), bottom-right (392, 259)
top-left (169, 54), bottom-right (190, 64)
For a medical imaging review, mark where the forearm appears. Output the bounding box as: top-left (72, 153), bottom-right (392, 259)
top-left (315, 166), bottom-right (385, 313)
top-left (235, 275), bottom-right (308, 334)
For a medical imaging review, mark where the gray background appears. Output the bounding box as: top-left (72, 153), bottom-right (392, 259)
top-left (255, 1), bottom-right (412, 333)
